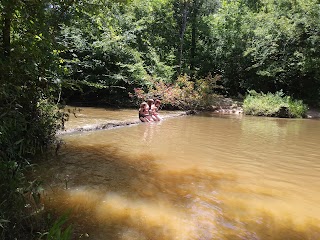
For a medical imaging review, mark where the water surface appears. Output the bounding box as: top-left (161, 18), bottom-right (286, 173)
top-left (42, 108), bottom-right (320, 239)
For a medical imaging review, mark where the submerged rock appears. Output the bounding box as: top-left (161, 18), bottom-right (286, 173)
top-left (56, 111), bottom-right (188, 135)
top-left (186, 110), bottom-right (197, 115)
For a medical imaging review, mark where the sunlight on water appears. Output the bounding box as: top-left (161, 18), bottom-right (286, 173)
top-left (40, 108), bottom-right (320, 239)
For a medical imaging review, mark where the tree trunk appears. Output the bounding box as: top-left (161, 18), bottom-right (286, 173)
top-left (178, 1), bottom-right (189, 75)
top-left (2, 6), bottom-right (12, 58)
top-left (190, 0), bottom-right (202, 80)
top-left (190, 1), bottom-right (197, 77)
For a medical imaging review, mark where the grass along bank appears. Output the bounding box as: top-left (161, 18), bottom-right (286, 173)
top-left (243, 90), bottom-right (308, 118)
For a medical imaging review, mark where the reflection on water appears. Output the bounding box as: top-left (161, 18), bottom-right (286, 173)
top-left (40, 109), bottom-right (320, 239)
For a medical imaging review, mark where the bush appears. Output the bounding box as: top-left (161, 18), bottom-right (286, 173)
top-left (243, 90), bottom-right (308, 118)
top-left (38, 213), bottom-right (73, 240)
top-left (129, 74), bottom-right (224, 110)
top-left (0, 83), bottom-right (67, 239)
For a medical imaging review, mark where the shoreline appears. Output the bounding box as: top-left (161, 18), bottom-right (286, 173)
top-left (56, 107), bottom-right (320, 136)
top-left (56, 111), bottom-right (189, 136)
top-left (306, 108), bottom-right (320, 119)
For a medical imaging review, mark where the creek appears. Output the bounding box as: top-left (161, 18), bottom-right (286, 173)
top-left (40, 107), bottom-right (320, 239)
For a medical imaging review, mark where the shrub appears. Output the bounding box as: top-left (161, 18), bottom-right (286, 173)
top-left (38, 213), bottom-right (73, 240)
top-left (243, 90), bottom-right (308, 118)
top-left (0, 83), bottom-right (67, 239)
top-left (129, 74), bottom-right (224, 110)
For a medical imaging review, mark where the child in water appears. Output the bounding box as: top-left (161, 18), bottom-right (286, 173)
top-left (152, 99), bottom-right (162, 121)
top-left (147, 98), bottom-right (161, 121)
top-left (139, 102), bottom-right (153, 122)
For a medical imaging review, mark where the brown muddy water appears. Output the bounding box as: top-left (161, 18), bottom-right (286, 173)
top-left (40, 107), bottom-right (320, 240)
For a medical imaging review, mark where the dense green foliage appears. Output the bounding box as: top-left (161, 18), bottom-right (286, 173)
top-left (38, 213), bottom-right (73, 240)
top-left (0, 0), bottom-right (73, 238)
top-left (243, 90), bottom-right (308, 118)
top-left (57, 0), bottom-right (320, 106)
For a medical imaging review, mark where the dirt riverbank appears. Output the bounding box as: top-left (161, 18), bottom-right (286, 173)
top-left (306, 108), bottom-right (320, 118)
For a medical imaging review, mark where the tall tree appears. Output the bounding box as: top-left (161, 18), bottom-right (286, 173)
top-left (190, 0), bottom-right (202, 76)
top-left (1, 0), bottom-right (14, 58)
top-left (177, 0), bottom-right (190, 75)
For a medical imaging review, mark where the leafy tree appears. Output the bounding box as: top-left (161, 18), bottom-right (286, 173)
top-left (172, 0), bottom-right (220, 78)
top-left (202, 0), bottom-right (320, 104)
top-left (202, 0), bottom-right (251, 95)
top-left (58, 0), bottom-right (178, 104)
top-left (243, 0), bottom-right (320, 103)
top-left (0, 0), bottom-right (77, 238)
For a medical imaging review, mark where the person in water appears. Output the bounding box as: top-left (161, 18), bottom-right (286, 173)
top-left (139, 102), bottom-right (153, 122)
top-left (152, 99), bottom-right (162, 121)
top-left (147, 98), bottom-right (161, 121)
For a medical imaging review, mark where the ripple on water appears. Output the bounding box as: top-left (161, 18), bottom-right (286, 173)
top-left (42, 111), bottom-right (320, 239)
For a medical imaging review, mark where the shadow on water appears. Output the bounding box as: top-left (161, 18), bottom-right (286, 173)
top-left (38, 144), bottom-right (320, 240)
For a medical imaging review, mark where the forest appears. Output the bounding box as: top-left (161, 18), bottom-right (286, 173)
top-left (1, 0), bottom-right (320, 238)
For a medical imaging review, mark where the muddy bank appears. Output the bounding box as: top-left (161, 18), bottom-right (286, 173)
top-left (213, 107), bottom-right (320, 119)
top-left (306, 108), bottom-right (320, 119)
top-left (211, 98), bottom-right (320, 119)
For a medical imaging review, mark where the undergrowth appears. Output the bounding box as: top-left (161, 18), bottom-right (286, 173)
top-left (243, 90), bottom-right (308, 118)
